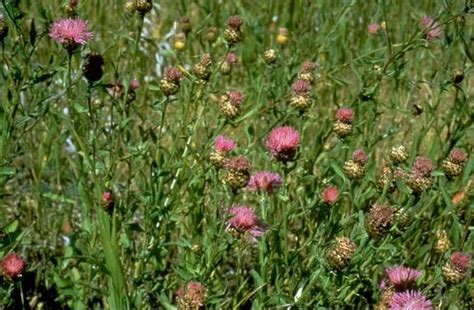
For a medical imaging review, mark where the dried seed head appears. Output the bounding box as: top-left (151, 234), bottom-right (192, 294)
top-left (451, 69), bottom-right (464, 84)
top-left (326, 237), bottom-right (357, 270)
top-left (0, 15), bottom-right (8, 39)
top-left (160, 79), bottom-right (179, 96)
top-left (389, 145), bottom-right (408, 164)
top-left (434, 230), bottom-right (451, 255)
top-left (365, 204), bottom-right (394, 238)
top-left (263, 49), bottom-right (277, 64)
top-left (343, 160), bottom-right (365, 179)
top-left (441, 160), bottom-right (464, 178)
top-left (193, 54), bottom-right (212, 80)
top-left (333, 121), bottom-right (353, 138)
top-left (394, 208), bottom-right (411, 232)
top-left (82, 53), bottom-right (105, 83)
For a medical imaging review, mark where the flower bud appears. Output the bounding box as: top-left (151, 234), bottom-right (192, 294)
top-left (224, 16), bottom-right (243, 45)
top-left (263, 49), bottom-right (277, 64)
top-left (326, 237), bottom-right (357, 270)
top-left (389, 145), bottom-right (408, 164)
top-left (206, 27), bottom-right (218, 43)
top-left (434, 230), bottom-right (451, 255)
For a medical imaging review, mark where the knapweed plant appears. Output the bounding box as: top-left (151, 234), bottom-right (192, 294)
top-left (0, 0), bottom-right (473, 309)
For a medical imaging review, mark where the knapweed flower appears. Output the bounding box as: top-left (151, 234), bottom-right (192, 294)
top-left (49, 18), bottom-right (93, 53)
top-left (434, 230), bottom-right (451, 255)
top-left (326, 237), bottom-right (357, 270)
top-left (224, 15), bottom-right (243, 45)
top-left (352, 149), bottom-right (369, 165)
top-left (227, 206), bottom-right (268, 240)
top-left (223, 156), bottom-right (251, 190)
top-left (322, 186), bottom-right (339, 205)
top-left (421, 15), bottom-right (442, 40)
top-left (221, 52), bottom-right (238, 75)
top-left (209, 135), bottom-right (236, 169)
top-left (368, 23), bottom-right (380, 35)
top-left (412, 156), bottom-right (435, 177)
top-left (248, 171), bottom-right (282, 193)
top-left (442, 252), bottom-right (471, 284)
top-left (407, 156), bottom-right (435, 193)
top-left (442, 148), bottom-right (468, 177)
top-left (160, 67), bottom-right (183, 96)
top-left (298, 60), bottom-right (317, 83)
top-left (290, 80), bottom-right (312, 111)
top-left (382, 266), bottom-right (422, 291)
top-left (219, 91), bottom-right (244, 119)
top-left (193, 53), bottom-right (212, 81)
top-left (177, 281), bottom-right (206, 309)
top-left (265, 126), bottom-right (300, 162)
top-left (101, 191), bottom-right (115, 212)
top-left (389, 290), bottom-right (433, 310)
top-left (334, 107), bottom-right (355, 138)
top-left (390, 145), bottom-right (408, 164)
top-left (365, 204), bottom-right (394, 238)
top-left (1, 253), bottom-right (26, 280)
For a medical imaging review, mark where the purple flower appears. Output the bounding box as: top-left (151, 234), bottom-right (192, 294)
top-left (265, 126), bottom-right (300, 162)
top-left (368, 23), bottom-right (380, 35)
top-left (49, 18), bottom-right (93, 46)
top-left (420, 16), bottom-right (442, 40)
top-left (214, 135), bottom-right (236, 153)
top-left (389, 290), bottom-right (433, 310)
top-left (248, 171), bottom-right (282, 193)
top-left (384, 266), bottom-right (422, 291)
top-left (227, 206), bottom-right (268, 240)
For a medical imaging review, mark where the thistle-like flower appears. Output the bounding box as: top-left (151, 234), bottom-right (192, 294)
top-left (343, 149), bottom-right (368, 180)
top-left (334, 107), bottom-right (355, 138)
top-left (192, 53), bottom-right (212, 81)
top-left (297, 60), bottom-right (317, 83)
top-left (421, 15), bottom-right (442, 40)
top-left (49, 17), bottom-right (93, 53)
top-left (442, 252), bottom-right (471, 284)
top-left (368, 23), bottom-right (380, 35)
top-left (209, 135), bottom-right (236, 168)
top-left (219, 91), bottom-right (244, 120)
top-left (389, 290), bottom-right (433, 310)
top-left (265, 126), bottom-right (300, 162)
top-left (389, 145), bottom-right (408, 164)
top-left (224, 15), bottom-right (243, 45)
top-left (290, 80), bottom-right (312, 112)
top-left (434, 230), bottom-right (451, 255)
top-left (442, 148), bottom-right (468, 178)
top-left (381, 266), bottom-right (422, 291)
top-left (248, 171), bottom-right (282, 193)
top-left (365, 204), bottom-right (394, 239)
top-left (322, 186), bottom-right (339, 205)
top-left (223, 156), bottom-right (251, 190)
top-left (177, 281), bottom-right (206, 310)
top-left (220, 52), bottom-right (238, 75)
top-left (1, 253), bottom-right (26, 280)
top-left (160, 67), bottom-right (183, 96)
top-left (227, 206), bottom-right (268, 240)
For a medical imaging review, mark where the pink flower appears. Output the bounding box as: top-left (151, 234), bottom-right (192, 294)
top-left (49, 18), bottom-right (93, 47)
top-left (448, 148), bottom-right (468, 165)
top-left (227, 91), bottom-right (244, 107)
top-left (164, 67), bottom-right (183, 83)
top-left (265, 126), bottom-right (300, 162)
top-left (412, 156), bottom-right (435, 176)
top-left (384, 266), bottom-right (422, 291)
top-left (248, 171), bottom-right (282, 193)
top-left (227, 206), bottom-right (268, 239)
top-left (301, 60), bottom-right (317, 73)
top-left (225, 52), bottom-right (238, 64)
top-left (322, 186), bottom-right (339, 204)
top-left (214, 135), bottom-right (236, 153)
top-left (130, 78), bottom-right (140, 90)
top-left (177, 281), bottom-right (206, 308)
top-left (292, 79), bottom-right (311, 95)
top-left (224, 156), bottom-right (250, 172)
top-left (389, 290), bottom-right (433, 310)
top-left (102, 191), bottom-right (113, 203)
top-left (1, 253), bottom-right (26, 279)
top-left (421, 16), bottom-right (442, 40)
top-left (352, 149), bottom-right (368, 165)
top-left (336, 107), bottom-right (354, 124)
top-left (450, 252), bottom-right (471, 272)
top-left (368, 23), bottom-right (380, 35)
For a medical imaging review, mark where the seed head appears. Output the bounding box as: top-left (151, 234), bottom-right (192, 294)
top-left (434, 230), bottom-right (451, 255)
top-left (343, 160), bottom-right (365, 179)
top-left (443, 252), bottom-right (471, 283)
top-left (333, 121), bottom-right (353, 138)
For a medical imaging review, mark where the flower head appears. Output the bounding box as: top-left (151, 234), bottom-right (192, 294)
top-left (336, 107), bottom-right (355, 124)
top-left (1, 253), bottom-right (26, 279)
top-left (301, 60), bottom-right (317, 73)
top-left (227, 16), bottom-right (243, 29)
top-left (177, 281), bottom-right (206, 308)
top-left (49, 18), bottom-right (93, 51)
top-left (352, 149), bottom-right (368, 165)
top-left (224, 155), bottom-right (250, 172)
top-left (226, 52), bottom-right (238, 64)
top-left (248, 171), bottom-right (282, 193)
top-left (214, 135), bottom-right (236, 153)
top-left (368, 23), bottom-right (380, 35)
top-left (164, 67), bottom-right (183, 83)
top-left (421, 16), bottom-right (442, 40)
top-left (292, 79), bottom-right (311, 95)
top-left (265, 126), bottom-right (300, 162)
top-left (412, 156), bottom-right (435, 176)
top-left (322, 186), bottom-right (339, 205)
top-left (450, 252), bottom-right (471, 272)
top-left (383, 266), bottom-right (422, 291)
top-left (389, 290), bottom-right (433, 310)
top-left (227, 206), bottom-right (268, 239)
top-left (227, 91), bottom-right (244, 107)
top-left (448, 148), bottom-right (468, 165)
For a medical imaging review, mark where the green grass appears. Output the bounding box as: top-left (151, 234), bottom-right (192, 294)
top-left (1, 0), bottom-right (473, 308)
